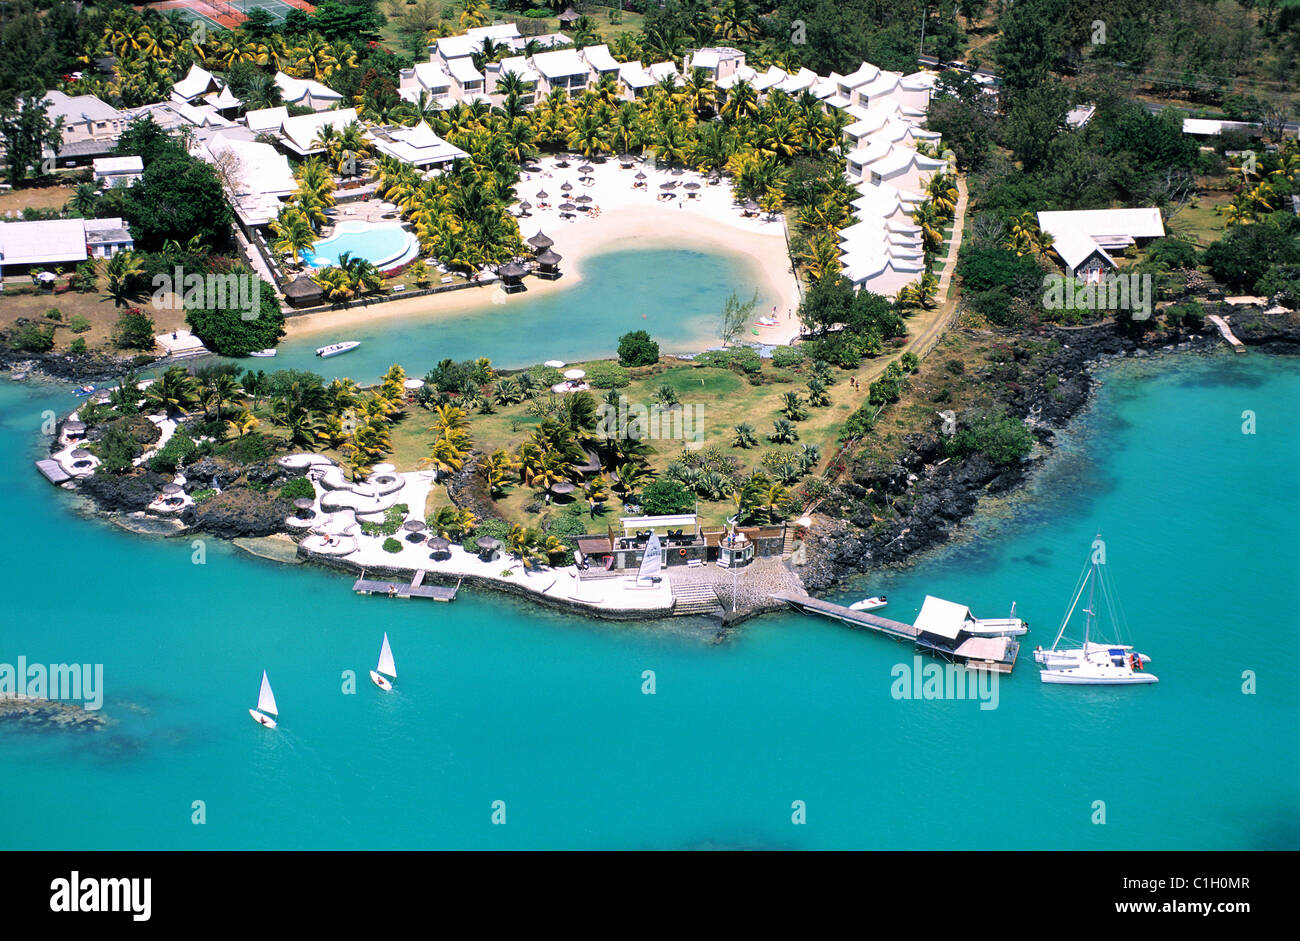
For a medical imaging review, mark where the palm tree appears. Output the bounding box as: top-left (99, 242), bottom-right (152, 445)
top-left (225, 409), bottom-right (260, 438)
top-left (104, 250), bottom-right (144, 305)
top-left (68, 182), bottom-right (99, 217)
top-left (567, 111), bottom-right (613, 158)
top-left (269, 207), bottom-right (316, 265)
top-left (143, 367), bottom-right (199, 417)
top-left (913, 201), bottom-right (946, 254)
top-left (721, 79), bottom-right (759, 123)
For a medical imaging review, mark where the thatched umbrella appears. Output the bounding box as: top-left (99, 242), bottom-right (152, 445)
top-left (70, 448), bottom-right (91, 460)
top-left (535, 189), bottom-right (549, 200)
top-left (536, 248), bottom-right (562, 266)
top-left (550, 480), bottom-right (576, 499)
top-left (284, 273), bottom-right (324, 308)
top-left (63, 420), bottom-right (86, 436)
top-left (527, 231), bottom-right (553, 251)
top-left (575, 194), bottom-right (592, 205)
top-left (659, 181), bottom-right (676, 190)
top-left (635, 170), bottom-right (647, 180)
top-left (162, 483), bottom-right (183, 495)
top-left (427, 536), bottom-right (451, 557)
top-left (671, 167), bottom-right (684, 176)
top-left (518, 200), bottom-right (532, 212)
top-left (559, 201), bottom-right (576, 212)
top-left (560, 181), bottom-right (573, 192)
top-left (578, 164), bottom-right (594, 173)
top-left (294, 497), bottom-right (315, 518)
top-left (498, 260), bottom-right (529, 281)
top-left (743, 199), bottom-right (760, 212)
top-left (402, 519), bottom-right (426, 533)
top-left (476, 535), bottom-right (501, 558)
top-left (684, 181), bottom-right (701, 191)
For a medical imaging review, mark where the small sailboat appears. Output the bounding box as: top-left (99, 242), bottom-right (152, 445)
top-left (633, 532), bottom-right (662, 588)
top-left (849, 595), bottom-right (887, 612)
top-left (249, 670), bottom-right (279, 727)
top-left (369, 633), bottom-right (396, 691)
top-left (315, 340), bottom-right (360, 358)
top-left (1035, 537), bottom-right (1157, 685)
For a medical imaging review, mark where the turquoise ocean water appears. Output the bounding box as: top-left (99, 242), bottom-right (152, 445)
top-left (250, 247), bottom-right (777, 382)
top-left (0, 348), bottom-right (1296, 849)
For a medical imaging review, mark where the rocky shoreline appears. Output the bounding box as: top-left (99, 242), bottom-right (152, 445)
top-left (799, 310), bottom-right (1300, 592)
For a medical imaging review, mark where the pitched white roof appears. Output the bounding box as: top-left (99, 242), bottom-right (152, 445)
top-left (280, 108), bottom-right (358, 153)
top-left (435, 34), bottom-right (480, 60)
top-left (172, 64), bottom-right (218, 101)
top-left (0, 219), bottom-right (89, 266)
top-left (497, 56), bottom-right (539, 84)
top-left (775, 67), bottom-right (818, 94)
top-left (206, 133), bottom-right (297, 198)
top-left (409, 62), bottom-right (451, 91)
top-left (856, 73), bottom-right (901, 101)
top-left (446, 56), bottom-right (484, 85)
top-left (716, 64), bottom-right (758, 90)
top-left (646, 61), bottom-right (682, 83)
top-left (838, 63), bottom-right (881, 89)
top-left (844, 113), bottom-right (889, 139)
top-left (244, 106), bottom-right (288, 133)
top-left (368, 121), bottom-right (469, 167)
top-left (914, 596), bottom-right (975, 640)
top-left (204, 85), bottom-right (241, 110)
top-left (1046, 227), bottom-right (1115, 271)
top-left (466, 24), bottom-right (521, 44)
top-left (754, 65), bottom-right (787, 91)
top-left (582, 44), bottom-right (620, 73)
top-left (275, 71), bottom-right (343, 105)
top-left (1036, 208), bottom-right (1165, 241)
top-left (619, 62), bottom-right (654, 88)
top-left (533, 48), bottom-right (588, 79)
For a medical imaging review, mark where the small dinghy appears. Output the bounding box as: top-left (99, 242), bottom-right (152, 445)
top-left (316, 340), bottom-right (360, 358)
top-left (249, 348), bottom-right (277, 357)
top-left (369, 632), bottom-right (396, 691)
top-left (249, 670), bottom-right (279, 728)
top-left (849, 595), bottom-right (887, 612)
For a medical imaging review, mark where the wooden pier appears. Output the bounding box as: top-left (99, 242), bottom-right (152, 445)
top-left (771, 592), bottom-right (1020, 673)
top-left (353, 571), bottom-right (460, 602)
top-left (34, 460), bottom-right (70, 485)
top-left (1207, 314), bottom-right (1247, 354)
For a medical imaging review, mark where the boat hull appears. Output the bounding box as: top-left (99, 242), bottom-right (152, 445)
top-left (316, 341), bottom-right (360, 358)
top-left (1040, 670), bottom-right (1158, 685)
top-left (249, 349), bottom-right (277, 357)
top-left (849, 597), bottom-right (887, 612)
top-left (249, 708), bottom-right (278, 728)
top-left (369, 670), bottom-right (393, 691)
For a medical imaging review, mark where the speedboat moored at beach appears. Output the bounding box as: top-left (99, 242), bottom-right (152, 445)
top-left (316, 341), bottom-right (360, 358)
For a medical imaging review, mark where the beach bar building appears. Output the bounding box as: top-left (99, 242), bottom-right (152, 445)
top-left (575, 515), bottom-right (787, 573)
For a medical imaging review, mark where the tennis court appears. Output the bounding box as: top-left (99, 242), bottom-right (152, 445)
top-left (151, 0), bottom-right (313, 31)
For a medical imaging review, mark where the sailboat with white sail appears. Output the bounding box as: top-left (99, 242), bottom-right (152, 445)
top-left (630, 531), bottom-right (663, 588)
top-left (370, 632), bottom-right (396, 691)
top-left (249, 670), bottom-right (279, 727)
top-left (1035, 537), bottom-right (1157, 685)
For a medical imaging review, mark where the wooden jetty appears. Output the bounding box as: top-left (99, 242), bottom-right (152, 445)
top-left (1207, 314), bottom-right (1247, 354)
top-left (34, 459), bottom-right (70, 485)
top-left (353, 570), bottom-right (460, 602)
top-left (771, 592), bottom-right (1021, 673)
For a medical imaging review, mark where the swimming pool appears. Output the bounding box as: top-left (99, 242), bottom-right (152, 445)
top-left (303, 220), bottom-right (419, 270)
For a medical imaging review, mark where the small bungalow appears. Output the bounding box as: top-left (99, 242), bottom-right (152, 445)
top-left (275, 71), bottom-right (344, 112)
top-left (1037, 207), bottom-right (1166, 281)
top-left (92, 155), bottom-right (143, 188)
top-left (83, 217), bottom-right (135, 259)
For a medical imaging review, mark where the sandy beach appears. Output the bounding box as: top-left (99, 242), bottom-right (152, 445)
top-left (284, 155), bottom-right (805, 346)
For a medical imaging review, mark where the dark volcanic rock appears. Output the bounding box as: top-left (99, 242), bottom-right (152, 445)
top-left (0, 347), bottom-right (153, 383)
top-left (192, 488), bottom-right (293, 538)
top-left (78, 470), bottom-right (170, 513)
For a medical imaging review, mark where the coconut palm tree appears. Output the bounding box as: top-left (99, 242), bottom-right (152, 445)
top-left (104, 250), bottom-right (144, 305)
top-left (68, 182), bottom-right (99, 217)
top-left (143, 367), bottom-right (199, 417)
top-left (269, 207), bottom-right (316, 265)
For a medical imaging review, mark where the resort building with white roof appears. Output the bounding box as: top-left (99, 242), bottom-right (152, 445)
top-left (41, 90), bottom-right (126, 164)
top-left (0, 217), bottom-right (135, 273)
top-left (275, 71), bottom-right (345, 111)
top-left (399, 61), bottom-right (454, 105)
top-left (1036, 208), bottom-right (1166, 281)
top-left (531, 47), bottom-right (592, 97)
top-left (92, 155), bottom-right (143, 188)
top-left (366, 121), bottom-right (468, 170)
top-left (683, 46), bottom-right (747, 82)
top-left (278, 108), bottom-right (360, 156)
top-left (198, 129), bottom-right (298, 227)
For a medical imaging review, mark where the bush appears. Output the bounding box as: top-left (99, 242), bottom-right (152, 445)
top-left (45, 307), bottom-right (62, 321)
top-left (1163, 301), bottom-right (1204, 330)
top-left (617, 330), bottom-right (660, 366)
top-left (9, 322), bottom-right (55, 352)
top-left (217, 431), bottom-right (271, 464)
top-left (148, 427), bottom-right (198, 473)
top-left (948, 413), bottom-right (1034, 467)
top-left (69, 314), bottom-right (91, 333)
top-left (771, 346), bottom-right (805, 368)
top-left (72, 260), bottom-right (97, 293)
top-left (382, 537), bottom-right (402, 553)
top-left (1145, 237), bottom-right (1198, 270)
top-left (639, 478), bottom-right (694, 515)
top-left (69, 337), bottom-right (87, 354)
top-left (585, 361), bottom-right (631, 388)
top-left (185, 278), bottom-right (285, 357)
top-left (360, 503), bottom-right (409, 537)
top-left (279, 477), bottom-right (314, 501)
top-left (113, 308), bottom-right (156, 350)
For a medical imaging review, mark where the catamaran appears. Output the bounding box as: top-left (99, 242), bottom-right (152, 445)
top-left (1035, 538), bottom-right (1157, 685)
top-left (249, 670), bottom-right (279, 727)
top-left (370, 633), bottom-right (396, 691)
top-left (316, 340), bottom-right (360, 358)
